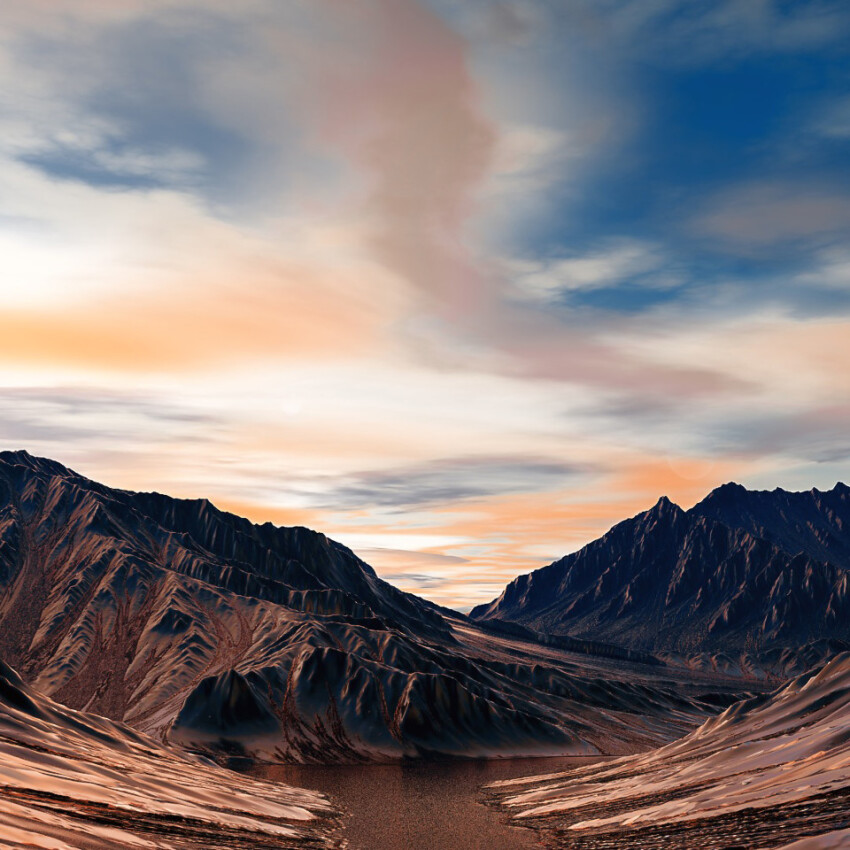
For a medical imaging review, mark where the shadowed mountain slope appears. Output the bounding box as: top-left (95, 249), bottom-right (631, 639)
top-left (694, 481), bottom-right (850, 569)
top-left (488, 652), bottom-right (850, 849)
top-left (471, 484), bottom-right (850, 662)
top-left (0, 450), bottom-right (746, 763)
top-left (0, 657), bottom-right (339, 849)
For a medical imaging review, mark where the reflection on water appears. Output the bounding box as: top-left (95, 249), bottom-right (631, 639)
top-left (249, 756), bottom-right (599, 850)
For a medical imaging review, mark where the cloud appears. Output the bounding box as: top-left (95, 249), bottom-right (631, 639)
top-left (0, 265), bottom-right (388, 373)
top-left (316, 455), bottom-right (584, 510)
top-left (590, 314), bottom-right (850, 464)
top-left (20, 141), bottom-right (207, 191)
top-left (795, 247), bottom-right (850, 290)
top-left (472, 1), bottom-right (538, 45)
top-left (814, 96), bottom-right (850, 139)
top-left (0, 0), bottom-right (848, 612)
top-left (0, 386), bottom-right (226, 491)
top-left (0, 390), bottom-right (185, 449)
top-left (0, 0), bottom-right (763, 412)
top-left (507, 240), bottom-right (673, 301)
top-left (706, 405), bottom-right (850, 464)
top-left (489, 123), bottom-right (573, 187)
top-left (0, 147), bottom-right (401, 370)
top-left (359, 548), bottom-right (469, 567)
top-left (691, 182), bottom-right (850, 251)
top-left (0, 0), bottom-right (504, 370)
top-left (582, 0), bottom-right (850, 64)
top-left (2, 7), bottom-right (252, 198)
top-left (296, 0), bottom-right (498, 320)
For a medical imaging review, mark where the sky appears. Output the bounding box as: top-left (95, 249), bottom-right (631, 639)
top-left (1, 0), bottom-right (850, 611)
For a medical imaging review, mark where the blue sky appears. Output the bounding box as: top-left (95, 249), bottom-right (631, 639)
top-left (0, 0), bottom-right (849, 608)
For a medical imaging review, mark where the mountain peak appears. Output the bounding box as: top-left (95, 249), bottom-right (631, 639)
top-left (709, 481), bottom-right (748, 501)
top-left (0, 449), bottom-right (74, 479)
top-left (645, 494), bottom-right (683, 520)
top-left (473, 478), bottom-right (850, 661)
top-left (0, 448), bottom-right (35, 464)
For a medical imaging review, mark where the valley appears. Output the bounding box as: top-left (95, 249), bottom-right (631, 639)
top-left (2, 451), bottom-right (850, 849)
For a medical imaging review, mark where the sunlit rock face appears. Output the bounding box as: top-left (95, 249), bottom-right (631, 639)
top-left (0, 450), bottom-right (747, 763)
top-left (488, 652), bottom-right (850, 849)
top-left (0, 657), bottom-right (339, 849)
top-left (472, 484), bottom-right (850, 672)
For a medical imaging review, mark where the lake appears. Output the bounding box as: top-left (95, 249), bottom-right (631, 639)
top-left (250, 756), bottom-right (600, 849)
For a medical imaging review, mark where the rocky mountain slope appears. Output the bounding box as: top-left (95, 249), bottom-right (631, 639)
top-left (487, 651), bottom-right (850, 849)
top-left (471, 484), bottom-right (850, 662)
top-left (0, 450), bottom-right (744, 763)
top-left (694, 481), bottom-right (850, 569)
top-left (0, 657), bottom-right (339, 849)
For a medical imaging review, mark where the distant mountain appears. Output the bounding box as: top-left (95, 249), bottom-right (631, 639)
top-left (488, 651), bottom-right (850, 848)
top-left (471, 483), bottom-right (850, 660)
top-left (0, 450), bottom-right (740, 762)
top-left (0, 657), bottom-right (338, 848)
top-left (694, 481), bottom-right (850, 568)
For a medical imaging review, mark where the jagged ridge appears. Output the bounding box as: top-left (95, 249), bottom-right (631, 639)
top-left (0, 450), bottom-right (745, 762)
top-left (471, 484), bottom-right (850, 663)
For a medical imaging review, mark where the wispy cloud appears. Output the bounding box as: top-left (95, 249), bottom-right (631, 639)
top-left (814, 95), bottom-right (850, 139)
top-left (507, 240), bottom-right (674, 301)
top-left (691, 181), bottom-right (850, 251)
top-left (317, 455), bottom-right (584, 510)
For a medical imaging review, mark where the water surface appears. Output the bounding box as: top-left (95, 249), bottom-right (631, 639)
top-left (251, 756), bottom-right (599, 850)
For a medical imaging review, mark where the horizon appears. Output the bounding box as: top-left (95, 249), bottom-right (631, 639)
top-left (2, 1), bottom-right (850, 608)
top-left (5, 445), bottom-right (849, 613)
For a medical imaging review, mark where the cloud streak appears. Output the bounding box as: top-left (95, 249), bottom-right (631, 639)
top-left (316, 455), bottom-right (584, 510)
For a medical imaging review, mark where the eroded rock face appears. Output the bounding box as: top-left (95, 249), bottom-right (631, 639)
top-left (489, 652), bottom-right (850, 850)
top-left (472, 485), bottom-right (850, 663)
top-left (0, 450), bottom-right (740, 762)
top-left (694, 481), bottom-right (850, 568)
top-left (0, 657), bottom-right (340, 849)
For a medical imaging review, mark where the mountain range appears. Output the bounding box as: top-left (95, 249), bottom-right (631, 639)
top-left (0, 450), bottom-right (737, 763)
top-left (4, 450), bottom-right (850, 847)
top-left (472, 483), bottom-right (850, 666)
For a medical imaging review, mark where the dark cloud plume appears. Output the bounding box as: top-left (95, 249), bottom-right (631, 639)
top-left (318, 455), bottom-right (585, 510)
